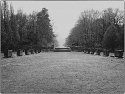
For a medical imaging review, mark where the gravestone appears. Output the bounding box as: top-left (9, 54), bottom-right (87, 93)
top-left (115, 50), bottom-right (123, 58)
top-left (4, 50), bottom-right (13, 58)
top-left (30, 49), bottom-right (34, 54)
top-left (25, 50), bottom-right (30, 55)
top-left (17, 49), bottom-right (23, 56)
top-left (96, 49), bottom-right (101, 55)
top-left (103, 49), bottom-right (109, 56)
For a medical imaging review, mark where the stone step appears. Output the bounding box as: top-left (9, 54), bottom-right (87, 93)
top-left (54, 48), bottom-right (71, 52)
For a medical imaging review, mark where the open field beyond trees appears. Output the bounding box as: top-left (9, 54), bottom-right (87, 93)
top-left (1, 52), bottom-right (124, 94)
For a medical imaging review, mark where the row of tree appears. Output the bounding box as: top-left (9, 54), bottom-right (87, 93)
top-left (1, 1), bottom-right (58, 52)
top-left (65, 8), bottom-right (124, 51)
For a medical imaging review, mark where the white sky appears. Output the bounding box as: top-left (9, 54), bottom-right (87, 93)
top-left (8, 1), bottom-right (124, 47)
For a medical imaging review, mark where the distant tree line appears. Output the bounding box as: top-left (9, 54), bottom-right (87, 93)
top-left (1, 1), bottom-right (58, 52)
top-left (65, 8), bottom-right (124, 51)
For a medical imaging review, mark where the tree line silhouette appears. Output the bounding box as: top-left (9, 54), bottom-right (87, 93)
top-left (65, 8), bottom-right (124, 52)
top-left (1, 1), bottom-right (124, 54)
top-left (1, 1), bottom-right (58, 53)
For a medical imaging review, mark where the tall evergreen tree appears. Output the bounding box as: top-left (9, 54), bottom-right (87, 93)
top-left (36, 8), bottom-right (54, 47)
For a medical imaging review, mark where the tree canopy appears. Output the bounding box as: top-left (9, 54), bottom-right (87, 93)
top-left (65, 8), bottom-right (124, 51)
top-left (1, 1), bottom-right (58, 52)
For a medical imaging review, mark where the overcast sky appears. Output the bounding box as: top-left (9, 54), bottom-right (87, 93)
top-left (8, 1), bottom-right (124, 47)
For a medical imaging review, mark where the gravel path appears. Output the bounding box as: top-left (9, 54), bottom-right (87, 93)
top-left (1, 52), bottom-right (124, 93)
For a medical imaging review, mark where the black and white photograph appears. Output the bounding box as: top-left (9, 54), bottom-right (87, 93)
top-left (1, 0), bottom-right (124, 93)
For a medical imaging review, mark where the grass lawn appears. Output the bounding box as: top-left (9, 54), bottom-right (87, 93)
top-left (1, 52), bottom-right (124, 93)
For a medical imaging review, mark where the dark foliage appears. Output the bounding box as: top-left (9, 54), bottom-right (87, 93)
top-left (65, 8), bottom-right (124, 51)
top-left (1, 1), bottom-right (58, 52)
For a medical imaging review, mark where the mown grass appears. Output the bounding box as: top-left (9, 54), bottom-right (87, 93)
top-left (1, 52), bottom-right (124, 93)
